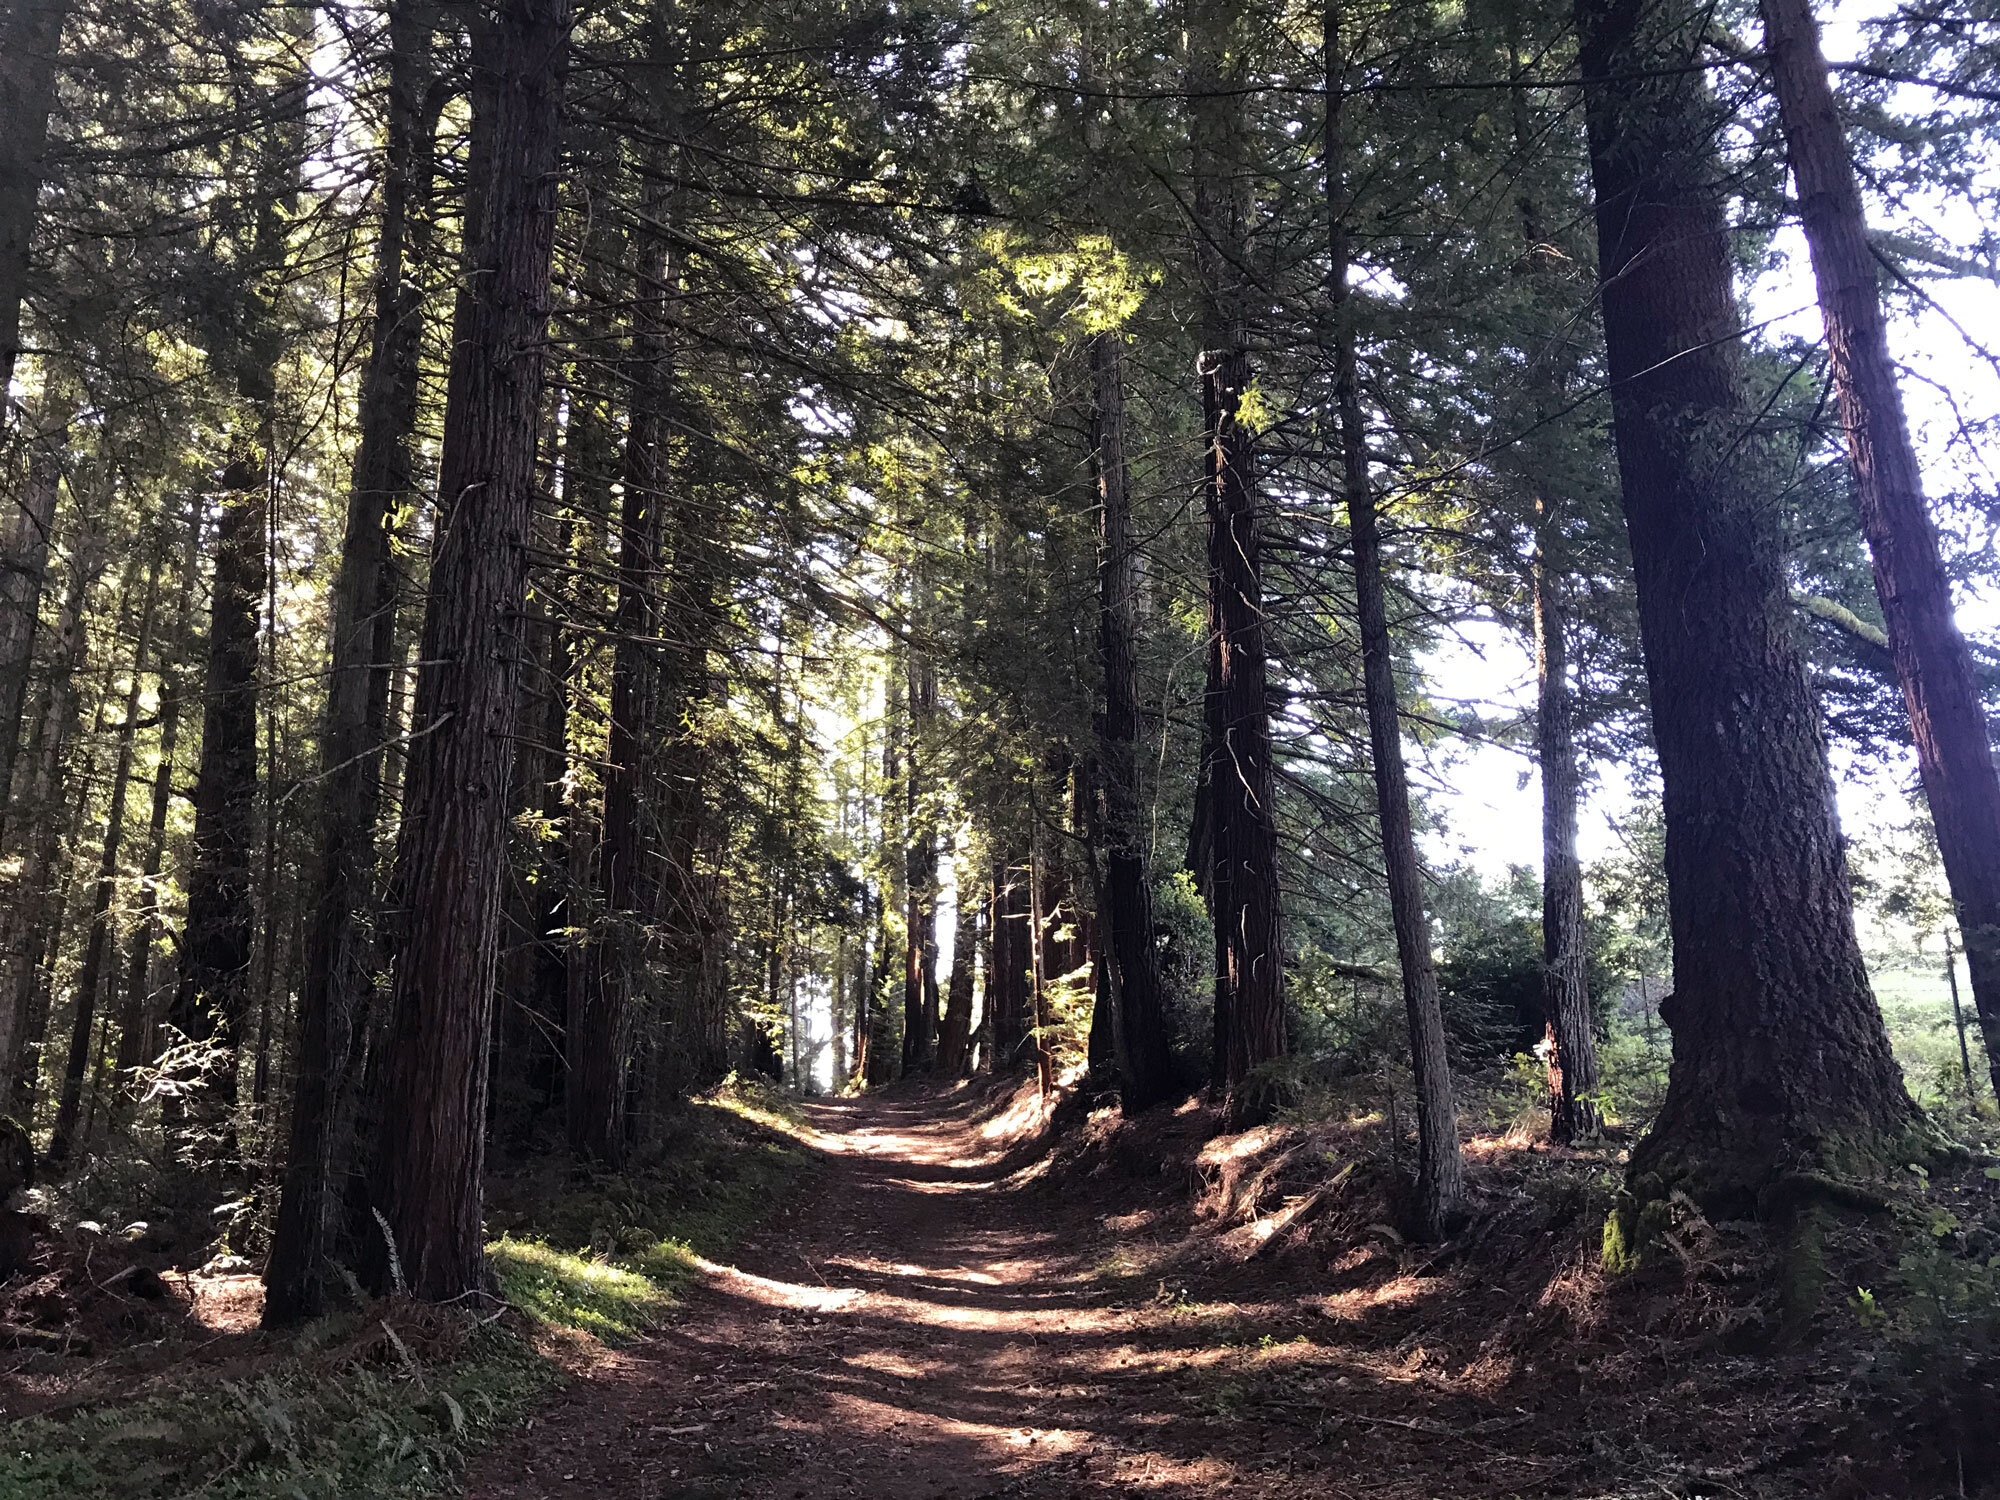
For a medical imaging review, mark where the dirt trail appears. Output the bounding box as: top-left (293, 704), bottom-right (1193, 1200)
top-left (465, 1088), bottom-right (1566, 1500)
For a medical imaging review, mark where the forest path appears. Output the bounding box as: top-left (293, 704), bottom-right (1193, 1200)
top-left (464, 1087), bottom-right (1524, 1500)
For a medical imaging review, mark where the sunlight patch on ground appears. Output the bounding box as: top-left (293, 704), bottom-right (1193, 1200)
top-left (684, 1255), bottom-right (864, 1313)
top-left (811, 1387), bottom-right (1095, 1467)
top-left (173, 1272), bottom-right (264, 1333)
top-left (1318, 1274), bottom-right (1444, 1322)
top-left (978, 1087), bottom-right (1056, 1147)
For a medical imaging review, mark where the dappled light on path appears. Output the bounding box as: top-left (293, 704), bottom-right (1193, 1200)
top-left (463, 1085), bottom-right (1659, 1499)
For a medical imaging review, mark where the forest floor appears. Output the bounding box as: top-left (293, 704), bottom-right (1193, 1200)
top-left (463, 1081), bottom-right (1999, 1500)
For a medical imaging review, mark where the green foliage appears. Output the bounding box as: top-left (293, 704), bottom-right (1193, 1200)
top-left (0, 1322), bottom-right (554, 1500)
top-left (1589, 1019), bottom-right (1672, 1128)
top-left (486, 1095), bottom-right (805, 1268)
top-left (1153, 871), bottom-right (1213, 1086)
top-left (487, 1239), bottom-right (673, 1343)
top-left (1431, 864), bottom-right (1619, 1061)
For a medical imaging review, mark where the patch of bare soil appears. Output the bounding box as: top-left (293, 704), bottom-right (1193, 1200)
top-left (464, 1082), bottom-right (1998, 1500)
top-left (0, 1209), bottom-right (277, 1421)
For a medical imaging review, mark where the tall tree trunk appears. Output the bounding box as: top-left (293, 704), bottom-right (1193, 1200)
top-left (1761, 0), bottom-right (2000, 1104)
top-left (365, 0), bottom-right (570, 1302)
top-left (1089, 332), bottom-right (1175, 1112)
top-left (47, 552), bottom-right (163, 1164)
top-left (1328, 30), bottom-right (1464, 1227)
top-left (652, 419), bottom-right (731, 1098)
top-left (264, 0), bottom-right (434, 1325)
top-left (0, 392), bottom-right (67, 848)
top-left (167, 438), bottom-right (268, 1167)
top-left (1575, 0), bottom-right (1917, 1211)
top-left (570, 138), bottom-right (672, 1164)
top-left (0, 0), bottom-right (71, 404)
top-left (1028, 845), bottom-right (1053, 1095)
top-left (1533, 520), bottom-right (1599, 1143)
top-left (1196, 349), bottom-right (1287, 1124)
top-left (3, 509), bottom-right (98, 1112)
top-left (1189, 6), bottom-right (1286, 1126)
top-left (852, 886), bottom-right (874, 1085)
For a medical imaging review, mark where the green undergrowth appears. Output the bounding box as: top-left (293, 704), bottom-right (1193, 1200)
top-left (0, 1081), bottom-right (816, 1499)
top-left (0, 1320), bottom-right (555, 1500)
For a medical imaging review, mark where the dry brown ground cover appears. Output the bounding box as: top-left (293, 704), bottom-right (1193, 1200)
top-left (5, 1078), bottom-right (1996, 1498)
top-left (463, 1080), bottom-right (2000, 1500)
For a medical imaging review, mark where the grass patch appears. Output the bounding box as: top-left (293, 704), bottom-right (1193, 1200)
top-left (0, 1318), bottom-right (555, 1500)
top-left (487, 1237), bottom-right (672, 1343)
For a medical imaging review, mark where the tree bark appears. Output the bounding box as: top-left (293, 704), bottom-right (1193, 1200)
top-left (0, 392), bottom-right (67, 853)
top-left (46, 552), bottom-right (162, 1164)
top-left (1196, 358), bottom-right (1287, 1124)
top-left (167, 429), bottom-right (268, 1168)
top-left (1760, 0), bottom-right (2000, 1105)
top-left (990, 860), bottom-right (1030, 1070)
top-left (1189, 5), bottom-right (1286, 1126)
top-left (1575, 0), bottom-right (1918, 1210)
top-left (1325, 7), bottom-right (1461, 1230)
top-left (3, 511), bottom-right (98, 1113)
top-left (570, 188), bottom-right (670, 1166)
top-left (1089, 332), bottom-right (1176, 1112)
top-left (365, 0), bottom-right (571, 1302)
top-left (265, 0), bottom-right (434, 1324)
top-left (1331, 238), bottom-right (1464, 1236)
top-left (1532, 525), bottom-right (1600, 1143)
top-left (0, 0), bottom-right (71, 404)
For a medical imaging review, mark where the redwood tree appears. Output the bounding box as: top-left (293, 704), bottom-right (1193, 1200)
top-left (266, 0), bottom-right (435, 1324)
top-left (1575, 0), bottom-right (1918, 1211)
top-left (1189, 0), bottom-right (1287, 1125)
top-left (1760, 0), bottom-right (2000, 1105)
top-left (365, 0), bottom-right (572, 1302)
top-left (1089, 331), bottom-right (1176, 1111)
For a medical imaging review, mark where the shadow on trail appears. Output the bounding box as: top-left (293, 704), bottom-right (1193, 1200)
top-left (465, 1083), bottom-right (1567, 1500)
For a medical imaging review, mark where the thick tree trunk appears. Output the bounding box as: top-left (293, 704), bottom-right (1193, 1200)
top-left (1575, 0), bottom-right (1917, 1211)
top-left (1089, 332), bottom-right (1176, 1112)
top-left (1761, 0), bottom-right (2000, 1105)
top-left (1197, 346), bottom-right (1288, 1125)
top-left (167, 440), bottom-right (268, 1167)
top-left (1189, 13), bottom-right (1286, 1126)
top-left (1533, 528), bottom-right (1600, 1143)
top-left (366, 0), bottom-right (570, 1302)
top-left (0, 0), bottom-right (71, 404)
top-left (47, 554), bottom-right (162, 1164)
top-left (265, 0), bottom-right (434, 1325)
